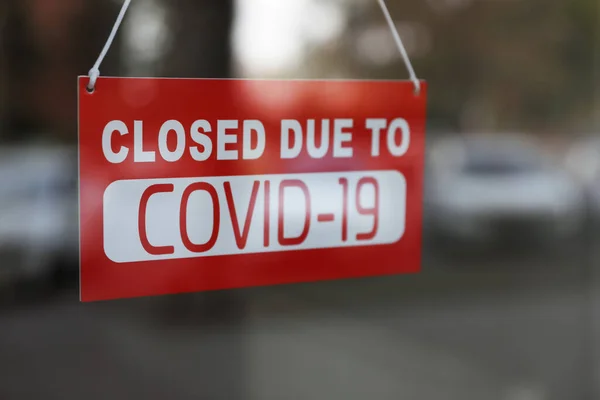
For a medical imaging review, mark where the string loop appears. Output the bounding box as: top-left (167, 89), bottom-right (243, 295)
top-left (87, 0), bottom-right (420, 94)
top-left (86, 0), bottom-right (132, 92)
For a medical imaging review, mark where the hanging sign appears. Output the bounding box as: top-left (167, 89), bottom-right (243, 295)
top-left (78, 77), bottom-right (427, 301)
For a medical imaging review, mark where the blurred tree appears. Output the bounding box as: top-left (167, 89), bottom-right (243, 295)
top-left (300, 0), bottom-right (598, 134)
top-left (0, 0), bottom-right (123, 143)
top-left (151, 0), bottom-right (241, 315)
top-left (145, 1), bottom-right (247, 398)
top-left (0, 0), bottom-right (8, 137)
top-left (158, 0), bottom-right (234, 78)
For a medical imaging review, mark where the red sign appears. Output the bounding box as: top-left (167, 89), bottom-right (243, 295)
top-left (78, 77), bottom-right (427, 302)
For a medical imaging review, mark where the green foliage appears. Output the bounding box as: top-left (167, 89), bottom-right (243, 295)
top-left (307, 0), bottom-right (599, 133)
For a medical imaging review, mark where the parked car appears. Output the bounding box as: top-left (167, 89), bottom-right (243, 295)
top-left (426, 134), bottom-right (586, 250)
top-left (564, 135), bottom-right (600, 218)
top-left (0, 145), bottom-right (78, 293)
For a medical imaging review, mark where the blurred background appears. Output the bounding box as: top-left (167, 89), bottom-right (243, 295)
top-left (1, 0), bottom-right (600, 399)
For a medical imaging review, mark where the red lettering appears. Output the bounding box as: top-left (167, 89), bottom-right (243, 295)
top-left (224, 181), bottom-right (260, 249)
top-left (278, 179), bottom-right (311, 246)
top-left (339, 178), bottom-right (349, 242)
top-left (180, 182), bottom-right (220, 253)
top-left (264, 180), bottom-right (271, 247)
top-left (139, 184), bottom-right (175, 255)
top-left (356, 177), bottom-right (379, 241)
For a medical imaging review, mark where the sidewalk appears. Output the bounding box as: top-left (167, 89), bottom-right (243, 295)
top-left (95, 297), bottom-right (512, 400)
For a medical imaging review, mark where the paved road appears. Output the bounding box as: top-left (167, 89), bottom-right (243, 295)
top-left (0, 245), bottom-right (596, 400)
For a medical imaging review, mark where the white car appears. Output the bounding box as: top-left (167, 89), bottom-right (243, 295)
top-left (564, 135), bottom-right (600, 218)
top-left (0, 145), bottom-right (78, 290)
top-left (426, 135), bottom-right (586, 248)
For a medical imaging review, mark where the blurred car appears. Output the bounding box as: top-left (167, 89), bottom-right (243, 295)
top-left (564, 135), bottom-right (600, 218)
top-left (426, 134), bottom-right (586, 249)
top-left (0, 145), bottom-right (78, 291)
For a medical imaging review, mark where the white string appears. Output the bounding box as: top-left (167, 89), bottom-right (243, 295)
top-left (377, 0), bottom-right (421, 94)
top-left (86, 0), bottom-right (132, 92)
top-left (87, 0), bottom-right (420, 94)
